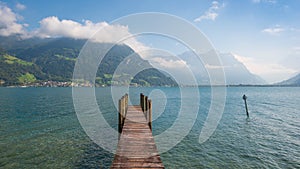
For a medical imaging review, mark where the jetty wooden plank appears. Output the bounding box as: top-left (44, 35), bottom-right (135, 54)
top-left (111, 95), bottom-right (164, 169)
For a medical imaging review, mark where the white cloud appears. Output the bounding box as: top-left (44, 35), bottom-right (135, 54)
top-left (195, 12), bottom-right (218, 22)
top-left (0, 3), bottom-right (150, 58)
top-left (0, 3), bottom-right (27, 36)
top-left (262, 25), bottom-right (284, 35)
top-left (122, 38), bottom-right (150, 57)
top-left (0, 3), bottom-right (148, 54)
top-left (194, 1), bottom-right (224, 22)
top-left (233, 53), bottom-right (297, 83)
top-left (150, 57), bottom-right (187, 69)
top-left (16, 2), bottom-right (26, 10)
top-left (205, 64), bottom-right (229, 69)
top-left (33, 16), bottom-right (128, 41)
top-left (32, 16), bottom-right (150, 57)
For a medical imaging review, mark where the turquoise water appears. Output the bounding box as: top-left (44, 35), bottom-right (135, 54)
top-left (0, 87), bottom-right (299, 168)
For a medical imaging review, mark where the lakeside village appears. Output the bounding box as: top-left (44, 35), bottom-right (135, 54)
top-left (0, 80), bottom-right (143, 88)
top-left (1, 78), bottom-right (299, 88)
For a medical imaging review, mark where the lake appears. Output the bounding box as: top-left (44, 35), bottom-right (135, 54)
top-left (0, 87), bottom-right (299, 168)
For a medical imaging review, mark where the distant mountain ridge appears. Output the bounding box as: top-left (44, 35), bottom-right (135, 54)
top-left (276, 73), bottom-right (300, 86)
top-left (0, 37), bottom-right (177, 86)
top-left (178, 51), bottom-right (266, 85)
top-left (0, 35), bottom-right (268, 86)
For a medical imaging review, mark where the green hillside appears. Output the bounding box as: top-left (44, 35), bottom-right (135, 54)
top-left (0, 37), bottom-right (177, 86)
top-left (0, 52), bottom-right (45, 85)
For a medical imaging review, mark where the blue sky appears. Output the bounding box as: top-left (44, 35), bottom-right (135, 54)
top-left (1, 0), bottom-right (299, 83)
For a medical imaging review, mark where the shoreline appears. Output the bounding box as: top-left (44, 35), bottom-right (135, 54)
top-left (1, 84), bottom-right (300, 88)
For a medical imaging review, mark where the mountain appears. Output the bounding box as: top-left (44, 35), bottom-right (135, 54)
top-left (276, 73), bottom-right (300, 86)
top-left (9, 38), bottom-right (85, 81)
top-left (0, 35), bottom-right (267, 86)
top-left (178, 51), bottom-right (266, 85)
top-left (0, 35), bottom-right (53, 50)
top-left (0, 37), bottom-right (177, 86)
top-left (219, 53), bottom-right (266, 85)
top-left (0, 52), bottom-right (45, 85)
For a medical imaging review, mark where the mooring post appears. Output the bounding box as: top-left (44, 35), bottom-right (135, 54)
top-left (140, 93), bottom-right (144, 112)
top-left (140, 93), bottom-right (142, 108)
top-left (243, 94), bottom-right (249, 117)
top-left (125, 94), bottom-right (128, 114)
top-left (118, 98), bottom-right (122, 134)
top-left (145, 96), bottom-right (148, 117)
top-left (145, 96), bottom-right (148, 119)
top-left (148, 99), bottom-right (152, 130)
top-left (122, 96), bottom-right (126, 126)
top-left (118, 94), bottom-right (129, 135)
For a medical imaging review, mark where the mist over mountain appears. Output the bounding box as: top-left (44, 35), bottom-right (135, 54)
top-left (178, 51), bottom-right (266, 85)
top-left (276, 73), bottom-right (300, 86)
top-left (0, 35), bottom-right (53, 50)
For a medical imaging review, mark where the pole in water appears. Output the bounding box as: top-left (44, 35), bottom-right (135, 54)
top-left (242, 94), bottom-right (249, 117)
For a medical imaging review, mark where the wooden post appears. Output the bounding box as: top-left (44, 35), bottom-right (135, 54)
top-left (125, 94), bottom-right (128, 115)
top-left (148, 100), bottom-right (152, 130)
top-left (140, 93), bottom-right (143, 109)
top-left (243, 94), bottom-right (249, 117)
top-left (118, 98), bottom-right (123, 134)
top-left (118, 94), bottom-right (129, 135)
top-left (144, 96), bottom-right (148, 118)
top-left (145, 96), bottom-right (148, 120)
top-left (140, 93), bottom-right (144, 112)
top-left (122, 96), bottom-right (125, 127)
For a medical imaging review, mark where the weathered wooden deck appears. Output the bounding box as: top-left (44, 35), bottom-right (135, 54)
top-left (111, 95), bottom-right (164, 169)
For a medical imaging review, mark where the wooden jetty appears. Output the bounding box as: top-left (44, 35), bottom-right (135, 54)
top-left (111, 93), bottom-right (164, 169)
